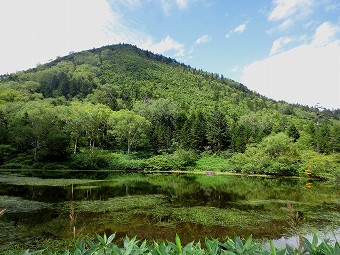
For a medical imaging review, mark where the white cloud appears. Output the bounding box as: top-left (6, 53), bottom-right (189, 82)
top-left (195, 35), bottom-right (212, 45)
top-left (0, 0), bottom-right (189, 75)
top-left (241, 22), bottom-right (340, 109)
top-left (0, 0), bottom-right (120, 74)
top-left (175, 0), bottom-right (189, 9)
top-left (140, 36), bottom-right (185, 57)
top-left (268, 0), bottom-right (314, 30)
top-left (270, 37), bottom-right (294, 55)
top-left (160, 0), bottom-right (172, 14)
top-left (268, 0), bottom-right (314, 21)
top-left (234, 24), bottom-right (247, 33)
top-left (277, 19), bottom-right (294, 30)
top-left (159, 0), bottom-right (192, 13)
top-left (225, 23), bottom-right (247, 38)
top-left (312, 21), bottom-right (339, 46)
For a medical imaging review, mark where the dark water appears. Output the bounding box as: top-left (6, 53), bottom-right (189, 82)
top-left (0, 171), bottom-right (339, 251)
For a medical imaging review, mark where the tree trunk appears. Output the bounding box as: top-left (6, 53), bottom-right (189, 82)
top-left (34, 140), bottom-right (40, 162)
top-left (127, 140), bottom-right (131, 154)
top-left (73, 137), bottom-right (78, 154)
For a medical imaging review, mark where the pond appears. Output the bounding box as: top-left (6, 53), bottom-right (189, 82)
top-left (0, 171), bottom-right (339, 252)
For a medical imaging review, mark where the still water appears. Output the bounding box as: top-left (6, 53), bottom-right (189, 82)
top-left (0, 171), bottom-right (339, 251)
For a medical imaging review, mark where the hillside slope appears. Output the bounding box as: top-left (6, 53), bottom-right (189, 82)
top-left (0, 44), bottom-right (340, 177)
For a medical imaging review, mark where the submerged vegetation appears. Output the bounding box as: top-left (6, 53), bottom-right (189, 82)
top-left (0, 173), bottom-right (339, 253)
top-left (0, 44), bottom-right (340, 178)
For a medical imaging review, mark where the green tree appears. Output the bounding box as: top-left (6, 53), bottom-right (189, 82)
top-left (315, 123), bottom-right (331, 153)
top-left (287, 123), bottom-right (300, 142)
top-left (134, 98), bottom-right (178, 151)
top-left (231, 124), bottom-right (250, 152)
top-left (82, 103), bottom-right (112, 151)
top-left (206, 108), bottom-right (230, 152)
top-left (108, 110), bottom-right (151, 153)
top-left (180, 110), bottom-right (206, 151)
top-left (330, 123), bottom-right (340, 153)
top-left (8, 101), bottom-right (70, 162)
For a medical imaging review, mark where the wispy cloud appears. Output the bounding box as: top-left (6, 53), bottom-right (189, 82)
top-left (225, 23), bottom-right (247, 38)
top-left (312, 21), bottom-right (340, 46)
top-left (160, 0), bottom-right (193, 13)
top-left (268, 0), bottom-right (314, 29)
top-left (268, 0), bottom-right (314, 21)
top-left (234, 24), bottom-right (247, 33)
top-left (116, 0), bottom-right (141, 9)
top-left (175, 0), bottom-right (189, 10)
top-left (140, 36), bottom-right (186, 57)
top-left (270, 37), bottom-right (294, 55)
top-left (195, 34), bottom-right (212, 45)
top-left (322, 0), bottom-right (340, 12)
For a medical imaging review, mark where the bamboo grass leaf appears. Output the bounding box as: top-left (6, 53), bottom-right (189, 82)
top-left (175, 233), bottom-right (183, 254)
top-left (269, 241), bottom-right (276, 255)
top-left (107, 233), bottom-right (116, 245)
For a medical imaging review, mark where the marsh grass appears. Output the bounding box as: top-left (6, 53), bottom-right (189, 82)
top-left (0, 196), bottom-right (51, 213)
top-left (0, 174), bottom-right (99, 186)
top-left (68, 194), bottom-right (166, 213)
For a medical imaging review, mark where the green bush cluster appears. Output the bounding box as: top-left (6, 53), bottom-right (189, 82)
top-left (229, 132), bottom-right (340, 178)
top-left (67, 149), bottom-right (197, 171)
top-left (15, 233), bottom-right (340, 255)
top-left (145, 150), bottom-right (197, 170)
top-left (68, 150), bottom-right (147, 170)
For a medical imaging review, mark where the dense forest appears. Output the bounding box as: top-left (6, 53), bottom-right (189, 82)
top-left (1, 44), bottom-right (340, 178)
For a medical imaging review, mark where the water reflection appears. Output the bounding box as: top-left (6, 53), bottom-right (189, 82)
top-left (0, 172), bottom-right (339, 251)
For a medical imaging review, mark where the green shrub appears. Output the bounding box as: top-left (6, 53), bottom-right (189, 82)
top-left (299, 150), bottom-right (340, 178)
top-left (0, 144), bottom-right (15, 164)
top-left (0, 162), bottom-right (26, 169)
top-left (172, 149), bottom-right (197, 167)
top-left (69, 150), bottom-right (110, 170)
top-left (191, 155), bottom-right (230, 171)
top-left (107, 153), bottom-right (147, 170)
top-left (146, 150), bottom-right (197, 170)
top-left (30, 162), bottom-right (69, 170)
top-left (146, 154), bottom-right (174, 170)
top-left (264, 161), bottom-right (298, 176)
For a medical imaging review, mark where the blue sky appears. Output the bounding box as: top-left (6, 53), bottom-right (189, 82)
top-left (1, 0), bottom-right (340, 109)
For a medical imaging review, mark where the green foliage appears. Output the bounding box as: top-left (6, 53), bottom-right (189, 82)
top-left (190, 155), bottom-right (231, 171)
top-left (146, 150), bottom-right (197, 170)
top-left (230, 133), bottom-right (300, 175)
top-left (287, 123), bottom-right (300, 142)
top-left (108, 110), bottom-right (151, 154)
top-left (299, 150), bottom-right (340, 178)
top-left (12, 233), bottom-right (340, 255)
top-left (1, 44), bottom-right (340, 177)
top-left (0, 144), bottom-right (15, 164)
top-left (69, 150), bottom-right (111, 170)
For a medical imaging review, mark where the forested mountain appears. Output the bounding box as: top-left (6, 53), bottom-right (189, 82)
top-left (1, 44), bottom-right (340, 178)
